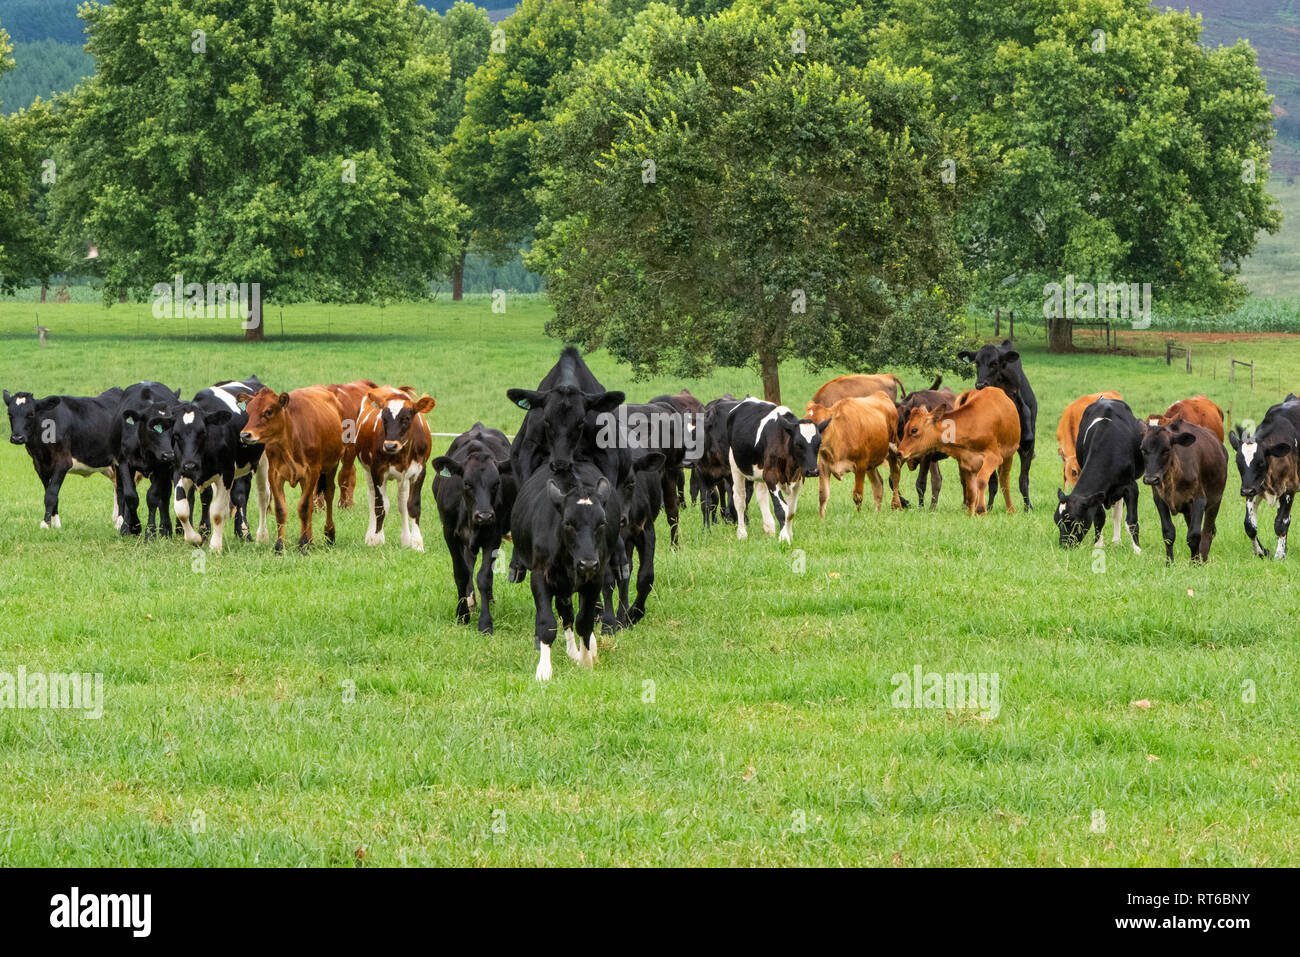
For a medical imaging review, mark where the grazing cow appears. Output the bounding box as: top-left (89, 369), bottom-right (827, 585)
top-left (355, 385), bottom-right (435, 549)
top-left (808, 373), bottom-right (907, 412)
top-left (110, 381), bottom-right (182, 536)
top-left (4, 387), bottom-right (124, 529)
top-left (724, 398), bottom-right (827, 543)
top-left (896, 387), bottom-right (1020, 515)
top-left (894, 376), bottom-right (954, 508)
top-left (1228, 394), bottom-right (1300, 559)
top-left (1053, 397), bottom-right (1142, 552)
top-left (604, 450), bottom-right (667, 627)
top-left (432, 423), bottom-right (517, 633)
top-left (694, 395), bottom-right (741, 528)
top-left (1139, 421), bottom-right (1228, 563)
top-left (511, 461), bottom-right (622, 680)
top-left (805, 394), bottom-right (902, 516)
top-left (957, 341), bottom-right (1037, 510)
top-left (1057, 390), bottom-right (1123, 486)
top-left (239, 387), bottom-right (344, 552)
top-left (1146, 395), bottom-right (1224, 444)
top-left (169, 378), bottom-right (271, 551)
top-left (323, 379), bottom-right (378, 508)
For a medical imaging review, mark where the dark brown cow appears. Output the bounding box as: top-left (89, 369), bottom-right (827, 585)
top-left (895, 376), bottom-right (955, 508)
top-left (1146, 395), bottom-right (1224, 444)
top-left (355, 385), bottom-right (435, 549)
top-left (239, 386), bottom-right (344, 552)
top-left (1139, 420), bottom-right (1228, 563)
top-left (324, 379), bottom-right (379, 507)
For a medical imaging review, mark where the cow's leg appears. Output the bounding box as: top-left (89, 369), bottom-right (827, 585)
top-left (338, 446), bottom-right (357, 508)
top-left (321, 468), bottom-right (337, 546)
top-left (1153, 495), bottom-right (1176, 563)
top-left (1200, 494), bottom-right (1221, 563)
top-left (446, 529), bottom-right (472, 624)
top-left (209, 477), bottom-right (231, 552)
top-left (915, 457), bottom-right (930, 507)
top-left (969, 456), bottom-right (992, 516)
top-left (888, 454), bottom-right (903, 509)
top-left (729, 461), bottom-right (751, 540)
top-left (1110, 502), bottom-right (1123, 544)
top-left (254, 454), bottom-right (271, 543)
top-left (1186, 497), bottom-right (1207, 563)
top-left (630, 527), bottom-right (655, 624)
top-left (295, 473), bottom-right (318, 551)
top-left (555, 591), bottom-right (579, 661)
top-left (575, 583), bottom-right (601, 669)
top-left (1018, 440), bottom-right (1034, 512)
top-left (268, 477), bottom-right (288, 553)
top-left (777, 479), bottom-right (801, 543)
top-left (230, 475), bottom-right (251, 541)
top-left (108, 469), bottom-right (121, 530)
top-left (661, 467), bottom-right (681, 548)
top-left (753, 480), bottom-right (778, 537)
top-left (41, 466), bottom-right (69, 529)
top-left (997, 455), bottom-right (1015, 514)
top-left (174, 477), bottom-right (203, 545)
top-left (117, 462), bottom-right (142, 535)
top-left (1274, 492), bottom-right (1293, 560)
top-left (1244, 495), bottom-right (1267, 557)
top-left (475, 536), bottom-right (499, 633)
top-left (407, 468), bottom-right (426, 552)
top-left (985, 466), bottom-right (998, 511)
top-left (929, 458), bottom-right (943, 508)
top-left (818, 469), bottom-right (831, 518)
top-left (864, 466), bottom-right (881, 512)
top-left (144, 473), bottom-right (168, 540)
top-left (364, 467), bottom-right (386, 546)
top-left (530, 574), bottom-right (558, 681)
top-left (198, 487), bottom-right (213, 536)
top-left (397, 475), bottom-right (414, 548)
top-left (1124, 483), bottom-right (1141, 553)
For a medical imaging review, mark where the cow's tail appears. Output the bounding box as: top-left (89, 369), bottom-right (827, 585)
top-left (929, 375), bottom-right (943, 391)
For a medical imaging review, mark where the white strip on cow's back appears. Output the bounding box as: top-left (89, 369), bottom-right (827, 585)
top-left (209, 386), bottom-right (244, 414)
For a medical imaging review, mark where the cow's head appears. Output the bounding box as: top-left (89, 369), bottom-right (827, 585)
top-left (1229, 422), bottom-right (1298, 500)
top-left (507, 385), bottom-right (624, 472)
top-left (369, 388), bottom-right (434, 455)
top-left (803, 402), bottom-right (831, 426)
top-left (957, 341), bottom-right (1020, 393)
top-left (239, 387), bottom-right (290, 448)
top-left (547, 474), bottom-right (614, 584)
top-left (119, 386), bottom-right (178, 464)
top-left (139, 409), bottom-right (177, 467)
top-left (1054, 487), bottom-right (1104, 548)
top-left (1140, 421), bottom-right (1196, 486)
top-left (170, 403), bottom-right (234, 481)
top-left (434, 446), bottom-right (510, 528)
top-left (897, 404), bottom-right (950, 462)
top-left (4, 390), bottom-right (40, 444)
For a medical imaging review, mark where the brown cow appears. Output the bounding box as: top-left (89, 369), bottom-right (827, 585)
top-left (806, 394), bottom-right (902, 516)
top-left (356, 385), bottom-right (435, 550)
top-left (895, 376), bottom-right (955, 508)
top-left (1139, 420), bottom-right (1228, 563)
top-left (1057, 390), bottom-right (1123, 486)
top-left (807, 373), bottom-right (906, 414)
top-left (324, 379), bottom-right (379, 507)
top-left (239, 386), bottom-right (344, 552)
top-left (1146, 395), bottom-right (1224, 444)
top-left (896, 388), bottom-right (1020, 515)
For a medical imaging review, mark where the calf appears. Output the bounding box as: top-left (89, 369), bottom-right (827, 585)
top-left (695, 395), bottom-right (741, 528)
top-left (1146, 395), bottom-right (1224, 444)
top-left (598, 400), bottom-right (697, 547)
top-left (896, 387), bottom-right (1020, 515)
top-left (894, 376), bottom-right (954, 508)
top-left (355, 385), bottom-right (435, 549)
top-left (4, 387), bottom-right (124, 529)
top-left (805, 394), bottom-right (902, 516)
top-left (239, 386), bottom-right (344, 552)
top-left (324, 379), bottom-right (378, 508)
top-left (1054, 398), bottom-right (1142, 551)
top-left (511, 461), bottom-right (621, 680)
top-left (1057, 390), bottom-right (1122, 486)
top-left (957, 341), bottom-right (1037, 510)
top-left (111, 381), bottom-right (182, 536)
top-left (808, 373), bottom-right (906, 411)
top-left (432, 423), bottom-right (517, 633)
top-left (604, 450), bottom-right (667, 627)
top-left (648, 388), bottom-right (706, 534)
top-left (725, 398), bottom-right (827, 543)
top-left (1139, 421), bottom-right (1228, 563)
top-left (1228, 394), bottom-right (1300, 559)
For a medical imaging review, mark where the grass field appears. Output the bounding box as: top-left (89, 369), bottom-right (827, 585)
top-left (1, 297), bottom-right (1299, 866)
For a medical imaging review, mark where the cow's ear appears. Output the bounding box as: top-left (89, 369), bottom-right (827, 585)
top-left (1001, 350), bottom-right (1020, 364)
top-left (816, 418), bottom-right (831, 434)
top-left (586, 391), bottom-right (625, 415)
top-left (508, 388), bottom-right (544, 411)
top-left (278, 392), bottom-right (291, 408)
top-left (35, 396), bottom-right (60, 412)
top-left (595, 477), bottom-right (611, 503)
top-left (414, 395), bottom-right (435, 414)
top-left (1228, 428), bottom-right (1243, 451)
top-left (1171, 430), bottom-right (1197, 446)
top-left (546, 479), bottom-right (566, 507)
top-left (1266, 441), bottom-right (1293, 459)
top-left (174, 388), bottom-right (182, 399)
top-left (1057, 488), bottom-right (1067, 504)
top-left (2, 390), bottom-right (10, 403)
top-left (1001, 339), bottom-right (1013, 348)
top-left (432, 455), bottom-right (462, 478)
top-left (205, 410), bottom-right (233, 427)
top-left (636, 452), bottom-right (666, 473)
top-left (956, 351), bottom-right (974, 362)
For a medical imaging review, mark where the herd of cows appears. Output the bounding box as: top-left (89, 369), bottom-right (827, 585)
top-left (5, 341), bottom-right (1299, 679)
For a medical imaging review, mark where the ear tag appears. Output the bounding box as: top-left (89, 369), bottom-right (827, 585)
top-left (438, 467), bottom-right (453, 478)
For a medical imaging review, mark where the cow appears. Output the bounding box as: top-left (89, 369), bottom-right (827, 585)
top-left (355, 385), bottom-right (435, 549)
top-left (604, 450), bottom-right (667, 627)
top-left (694, 395), bottom-right (741, 528)
top-left (1227, 394), bottom-right (1300, 559)
top-left (324, 379), bottom-right (379, 508)
top-left (805, 394), bottom-right (902, 516)
top-left (647, 388), bottom-right (706, 538)
top-left (894, 376), bottom-right (954, 508)
top-left (724, 398), bottom-right (827, 543)
top-left (1146, 395), bottom-right (1224, 444)
top-left (110, 381), bottom-right (182, 536)
top-left (807, 373), bottom-right (906, 412)
top-left (1053, 397), bottom-right (1142, 552)
top-left (956, 341), bottom-right (1037, 511)
top-left (239, 386), bottom-right (344, 553)
top-left (168, 378), bottom-right (271, 551)
top-left (1057, 390), bottom-right (1123, 486)
top-left (4, 386), bottom-right (124, 529)
top-left (1139, 420), bottom-right (1228, 563)
top-left (510, 460), bottom-right (622, 680)
top-left (432, 423), bottom-right (517, 633)
top-left (896, 387), bottom-right (1020, 516)
top-left (597, 400), bottom-right (697, 548)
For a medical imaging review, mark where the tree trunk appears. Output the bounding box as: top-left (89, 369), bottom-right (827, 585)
top-left (40, 282), bottom-right (48, 303)
top-left (1048, 317), bottom-right (1073, 353)
top-left (118, 292), bottom-right (128, 304)
top-left (451, 246), bottom-right (467, 301)
top-left (759, 347), bottom-right (781, 404)
top-left (244, 292), bottom-right (266, 342)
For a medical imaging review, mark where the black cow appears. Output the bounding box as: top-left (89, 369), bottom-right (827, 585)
top-left (647, 388), bottom-right (706, 535)
top-left (695, 395), bottom-right (742, 528)
top-left (1228, 394), bottom-right (1300, 559)
top-left (957, 341), bottom-right (1037, 511)
top-left (432, 423), bottom-right (518, 634)
top-left (111, 381), bottom-right (182, 537)
top-left (603, 450), bottom-right (667, 628)
top-left (4, 386), bottom-right (124, 529)
top-left (1140, 421), bottom-right (1228, 563)
top-left (511, 460), bottom-right (622, 680)
top-left (599, 400), bottom-right (698, 549)
top-left (1054, 397), bottom-right (1142, 551)
top-left (725, 398), bottom-right (827, 544)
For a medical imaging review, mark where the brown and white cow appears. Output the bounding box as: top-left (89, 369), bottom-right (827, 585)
top-left (239, 386), bottom-right (344, 552)
top-left (1057, 390), bottom-right (1123, 486)
top-left (1140, 420), bottom-right (1228, 563)
top-left (807, 373), bottom-right (906, 414)
top-left (355, 385), bottom-right (435, 550)
top-left (805, 394), bottom-right (902, 516)
top-left (896, 388), bottom-right (1020, 515)
top-left (324, 379), bottom-right (379, 508)
top-left (1146, 395), bottom-right (1224, 444)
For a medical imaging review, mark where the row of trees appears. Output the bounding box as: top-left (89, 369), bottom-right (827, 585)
top-left (0, 0), bottom-right (1283, 396)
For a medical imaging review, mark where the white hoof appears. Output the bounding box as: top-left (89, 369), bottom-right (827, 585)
top-left (588, 634), bottom-right (598, 663)
top-left (114, 515), bottom-right (124, 530)
top-left (39, 520), bottom-right (49, 530)
top-left (778, 527), bottom-right (792, 544)
top-left (52, 515), bottom-right (62, 529)
top-left (365, 531), bottom-right (385, 546)
top-left (256, 527), bottom-right (269, 543)
top-left (564, 629), bottom-right (581, 662)
top-left (763, 521), bottom-right (777, 536)
top-left (466, 591), bottom-right (476, 609)
top-left (737, 526), bottom-right (748, 541)
top-left (535, 645), bottom-right (553, 681)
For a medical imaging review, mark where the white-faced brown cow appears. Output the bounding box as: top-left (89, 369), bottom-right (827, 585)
top-left (355, 385), bottom-right (435, 550)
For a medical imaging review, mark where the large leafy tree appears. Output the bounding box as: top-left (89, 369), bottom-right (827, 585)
top-left (56, 0), bottom-right (461, 339)
top-left (877, 0), bottom-right (1282, 349)
top-left (0, 22), bottom-right (22, 289)
top-left (530, 4), bottom-right (969, 402)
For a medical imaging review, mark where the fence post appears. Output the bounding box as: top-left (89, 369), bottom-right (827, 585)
top-left (995, 307), bottom-right (1000, 338)
top-left (1009, 310), bottom-right (1015, 342)
top-left (1229, 355), bottom-right (1234, 382)
top-left (1186, 347), bottom-right (1192, 374)
top-left (1166, 342), bottom-right (1172, 366)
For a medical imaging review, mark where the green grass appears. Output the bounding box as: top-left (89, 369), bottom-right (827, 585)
top-left (1, 298), bottom-right (1298, 866)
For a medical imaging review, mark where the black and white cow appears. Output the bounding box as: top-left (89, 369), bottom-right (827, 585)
top-left (511, 460), bottom-right (622, 680)
top-left (432, 423), bottom-right (518, 634)
top-left (1228, 394), bottom-right (1300, 559)
top-left (111, 381), bottom-right (182, 537)
top-left (170, 378), bottom-right (269, 551)
top-left (1054, 397), bottom-right (1142, 552)
top-left (957, 341), bottom-right (1038, 511)
top-left (724, 398), bottom-right (827, 543)
top-left (4, 386), bottom-right (124, 529)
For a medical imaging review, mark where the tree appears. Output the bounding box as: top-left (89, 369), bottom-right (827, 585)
top-left (0, 22), bottom-right (19, 288)
top-left (530, 5), bottom-right (969, 402)
top-left (55, 0), bottom-right (461, 340)
top-left (877, 0), bottom-right (1282, 351)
